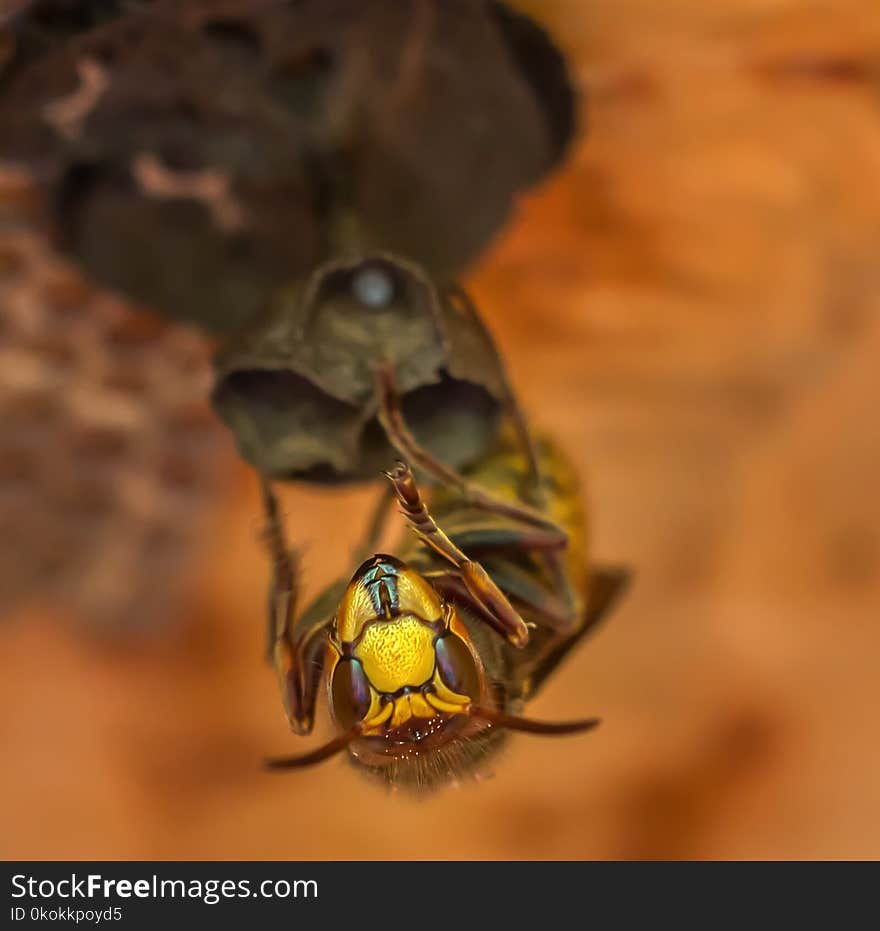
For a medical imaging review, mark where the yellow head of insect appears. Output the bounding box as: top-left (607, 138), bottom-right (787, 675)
top-left (327, 555), bottom-right (484, 739)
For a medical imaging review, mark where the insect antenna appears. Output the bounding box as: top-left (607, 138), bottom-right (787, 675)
top-left (264, 727), bottom-right (361, 770)
top-left (470, 706), bottom-right (601, 736)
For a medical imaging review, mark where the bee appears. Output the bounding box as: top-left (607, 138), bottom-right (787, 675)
top-left (260, 423), bottom-right (629, 790)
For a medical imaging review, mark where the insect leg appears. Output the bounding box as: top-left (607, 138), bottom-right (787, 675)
top-left (442, 520), bottom-right (581, 632)
top-left (375, 362), bottom-right (566, 542)
top-left (259, 475), bottom-right (331, 736)
top-left (385, 462), bottom-right (530, 648)
top-left (443, 283), bottom-right (543, 503)
top-left (475, 556), bottom-right (579, 632)
top-left (447, 522), bottom-right (568, 553)
top-left (260, 475), bottom-right (294, 659)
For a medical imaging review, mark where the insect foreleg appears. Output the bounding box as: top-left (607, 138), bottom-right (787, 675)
top-left (385, 462), bottom-right (530, 648)
top-left (259, 475), bottom-right (331, 736)
top-left (474, 556), bottom-right (579, 633)
top-left (260, 476), bottom-right (296, 655)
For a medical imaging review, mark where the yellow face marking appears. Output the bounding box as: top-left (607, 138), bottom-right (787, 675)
top-left (393, 570), bottom-right (443, 622)
top-left (362, 696), bottom-right (393, 730)
top-left (425, 670), bottom-right (471, 714)
top-left (354, 614), bottom-right (436, 694)
top-left (356, 664), bottom-right (472, 736)
top-left (388, 691), bottom-right (437, 729)
top-left (336, 566), bottom-right (442, 644)
top-left (336, 581), bottom-right (376, 643)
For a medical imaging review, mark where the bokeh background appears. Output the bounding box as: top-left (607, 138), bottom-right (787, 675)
top-left (2, 0), bottom-right (880, 858)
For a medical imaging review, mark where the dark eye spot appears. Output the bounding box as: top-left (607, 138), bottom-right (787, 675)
top-left (331, 658), bottom-right (372, 730)
top-left (435, 634), bottom-right (481, 699)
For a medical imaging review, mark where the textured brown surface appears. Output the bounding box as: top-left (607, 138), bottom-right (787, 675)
top-left (0, 0), bottom-right (572, 330)
top-left (2, 0), bottom-right (880, 858)
top-left (0, 167), bottom-right (231, 630)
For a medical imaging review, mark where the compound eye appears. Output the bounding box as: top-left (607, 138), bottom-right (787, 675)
top-left (331, 658), bottom-right (372, 730)
top-left (435, 634), bottom-right (481, 701)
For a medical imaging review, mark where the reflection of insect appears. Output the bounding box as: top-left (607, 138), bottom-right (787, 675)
top-left (260, 424), bottom-right (629, 789)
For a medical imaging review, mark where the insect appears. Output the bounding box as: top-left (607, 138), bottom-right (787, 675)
top-left (260, 421), bottom-right (629, 789)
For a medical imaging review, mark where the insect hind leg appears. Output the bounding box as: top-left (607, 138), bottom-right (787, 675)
top-left (375, 362), bottom-right (567, 544)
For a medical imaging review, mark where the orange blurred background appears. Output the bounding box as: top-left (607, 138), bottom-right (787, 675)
top-left (2, 0), bottom-right (880, 859)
